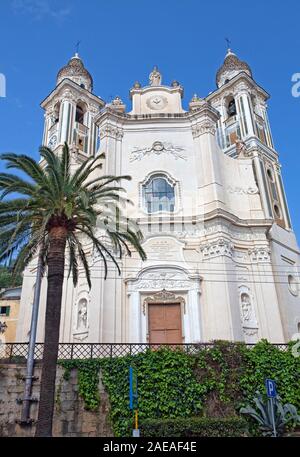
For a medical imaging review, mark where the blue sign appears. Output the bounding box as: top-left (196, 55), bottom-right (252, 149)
top-left (265, 379), bottom-right (277, 398)
top-left (129, 366), bottom-right (138, 410)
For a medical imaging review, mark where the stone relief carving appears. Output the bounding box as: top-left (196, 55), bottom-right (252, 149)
top-left (227, 185), bottom-right (259, 195)
top-left (248, 247), bottom-right (271, 263)
top-left (131, 271), bottom-right (191, 292)
top-left (200, 238), bottom-right (234, 259)
top-left (130, 141), bottom-right (187, 162)
top-left (89, 103), bottom-right (99, 115)
top-left (192, 121), bottom-right (217, 138)
top-left (143, 289), bottom-right (186, 315)
top-left (234, 251), bottom-right (249, 263)
top-left (61, 88), bottom-right (77, 102)
top-left (99, 124), bottom-right (123, 140)
top-left (243, 327), bottom-right (258, 338)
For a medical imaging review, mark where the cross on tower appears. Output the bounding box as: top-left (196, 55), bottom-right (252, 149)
top-left (225, 37), bottom-right (231, 50)
top-left (75, 40), bottom-right (81, 55)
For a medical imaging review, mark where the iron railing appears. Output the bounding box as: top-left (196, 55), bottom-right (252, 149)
top-left (0, 342), bottom-right (289, 362)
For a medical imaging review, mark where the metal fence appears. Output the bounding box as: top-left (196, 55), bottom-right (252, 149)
top-left (0, 342), bottom-right (289, 362)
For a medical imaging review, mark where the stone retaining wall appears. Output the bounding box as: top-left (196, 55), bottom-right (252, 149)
top-left (0, 362), bottom-right (112, 437)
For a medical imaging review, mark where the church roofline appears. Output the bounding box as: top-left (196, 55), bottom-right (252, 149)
top-left (206, 71), bottom-right (270, 102)
top-left (129, 84), bottom-right (184, 100)
top-left (94, 100), bottom-right (219, 125)
top-left (40, 78), bottom-right (105, 108)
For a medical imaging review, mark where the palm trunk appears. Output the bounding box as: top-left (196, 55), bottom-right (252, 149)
top-left (35, 227), bottom-right (67, 437)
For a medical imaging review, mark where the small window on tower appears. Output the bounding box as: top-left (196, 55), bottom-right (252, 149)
top-left (227, 98), bottom-right (237, 117)
top-left (267, 168), bottom-right (275, 182)
top-left (53, 102), bottom-right (60, 123)
top-left (75, 104), bottom-right (85, 124)
top-left (274, 204), bottom-right (281, 219)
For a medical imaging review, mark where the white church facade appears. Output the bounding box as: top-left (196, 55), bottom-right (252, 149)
top-left (17, 50), bottom-right (300, 344)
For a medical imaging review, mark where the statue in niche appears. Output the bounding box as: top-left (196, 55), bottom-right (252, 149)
top-left (240, 293), bottom-right (253, 322)
top-left (77, 298), bottom-right (88, 330)
top-left (149, 66), bottom-right (162, 86)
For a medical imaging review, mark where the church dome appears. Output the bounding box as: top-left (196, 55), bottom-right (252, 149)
top-left (56, 53), bottom-right (93, 92)
top-left (216, 49), bottom-right (252, 88)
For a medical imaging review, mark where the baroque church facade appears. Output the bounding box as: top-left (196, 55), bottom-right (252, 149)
top-left (17, 50), bottom-right (300, 344)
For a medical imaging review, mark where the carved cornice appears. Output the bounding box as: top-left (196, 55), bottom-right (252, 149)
top-left (200, 238), bottom-right (234, 259)
top-left (192, 120), bottom-right (217, 138)
top-left (248, 247), bottom-right (271, 263)
top-left (99, 123), bottom-right (124, 140)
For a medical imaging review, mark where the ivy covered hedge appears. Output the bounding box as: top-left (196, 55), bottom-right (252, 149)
top-left (140, 417), bottom-right (248, 437)
top-left (58, 340), bottom-right (300, 437)
top-left (101, 348), bottom-right (205, 436)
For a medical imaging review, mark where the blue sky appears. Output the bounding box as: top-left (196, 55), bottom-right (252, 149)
top-left (0, 0), bottom-right (299, 238)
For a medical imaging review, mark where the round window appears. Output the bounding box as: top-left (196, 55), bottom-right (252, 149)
top-left (288, 274), bottom-right (299, 296)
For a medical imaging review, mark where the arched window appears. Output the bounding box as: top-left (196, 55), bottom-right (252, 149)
top-left (227, 98), bottom-right (237, 117)
top-left (53, 102), bottom-right (60, 123)
top-left (75, 104), bottom-right (85, 124)
top-left (143, 175), bottom-right (175, 213)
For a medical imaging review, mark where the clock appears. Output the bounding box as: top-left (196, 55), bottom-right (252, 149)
top-left (48, 134), bottom-right (57, 148)
top-left (146, 95), bottom-right (168, 111)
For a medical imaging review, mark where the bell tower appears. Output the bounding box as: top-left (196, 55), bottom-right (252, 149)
top-left (41, 53), bottom-right (105, 160)
top-left (207, 48), bottom-right (291, 230)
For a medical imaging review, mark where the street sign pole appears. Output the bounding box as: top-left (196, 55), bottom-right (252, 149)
top-left (265, 379), bottom-right (277, 438)
top-left (270, 397), bottom-right (277, 437)
top-left (129, 366), bottom-right (140, 437)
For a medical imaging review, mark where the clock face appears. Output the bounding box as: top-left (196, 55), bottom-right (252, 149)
top-left (48, 134), bottom-right (57, 148)
top-left (146, 95), bottom-right (167, 111)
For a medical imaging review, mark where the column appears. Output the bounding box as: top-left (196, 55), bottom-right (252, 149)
top-left (261, 107), bottom-right (274, 149)
top-left (187, 287), bottom-right (201, 342)
top-left (237, 92), bottom-right (255, 138)
top-left (59, 100), bottom-right (74, 145)
top-left (128, 291), bottom-right (141, 343)
top-left (253, 154), bottom-right (273, 218)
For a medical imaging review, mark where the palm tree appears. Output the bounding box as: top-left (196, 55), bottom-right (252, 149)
top-left (0, 143), bottom-right (146, 436)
